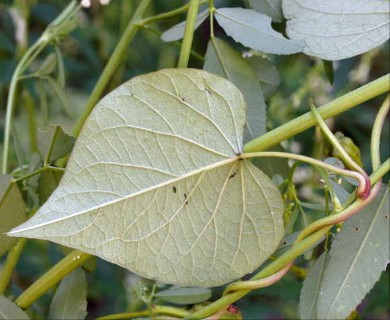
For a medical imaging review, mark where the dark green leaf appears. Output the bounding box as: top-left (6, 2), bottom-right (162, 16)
top-left (317, 185), bottom-right (390, 319)
top-left (37, 170), bottom-right (63, 204)
top-left (252, 145), bottom-right (289, 180)
top-left (48, 267), bottom-right (87, 319)
top-left (204, 37), bottom-right (267, 142)
top-left (37, 125), bottom-right (75, 164)
top-left (155, 287), bottom-right (211, 305)
top-left (323, 60), bottom-right (334, 85)
top-left (247, 55), bottom-right (281, 99)
top-left (0, 295), bottom-right (29, 319)
top-left (0, 175), bottom-right (27, 257)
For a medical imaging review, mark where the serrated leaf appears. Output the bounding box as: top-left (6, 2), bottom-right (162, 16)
top-left (214, 8), bottom-right (303, 55)
top-left (0, 175), bottom-right (26, 257)
top-left (9, 69), bottom-right (284, 287)
top-left (37, 125), bottom-right (75, 164)
top-left (317, 185), bottom-right (390, 319)
top-left (161, 9), bottom-right (209, 42)
top-left (155, 287), bottom-right (211, 305)
top-left (247, 55), bottom-right (281, 100)
top-left (0, 295), bottom-right (29, 319)
top-left (283, 0), bottom-right (390, 60)
top-left (248, 0), bottom-right (283, 22)
top-left (48, 267), bottom-right (87, 319)
top-left (204, 37), bottom-right (267, 142)
top-left (299, 251), bottom-right (329, 319)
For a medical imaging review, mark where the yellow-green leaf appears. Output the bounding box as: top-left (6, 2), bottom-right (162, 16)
top-left (9, 69), bottom-right (284, 287)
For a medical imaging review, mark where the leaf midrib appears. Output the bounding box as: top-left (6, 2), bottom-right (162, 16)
top-left (9, 156), bottom-right (240, 234)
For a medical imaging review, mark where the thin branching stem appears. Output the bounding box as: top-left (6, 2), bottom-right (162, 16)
top-left (371, 95), bottom-right (389, 171)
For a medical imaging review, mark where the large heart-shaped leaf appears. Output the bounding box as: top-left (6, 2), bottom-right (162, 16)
top-left (283, 0), bottom-right (390, 60)
top-left (8, 69), bottom-right (284, 287)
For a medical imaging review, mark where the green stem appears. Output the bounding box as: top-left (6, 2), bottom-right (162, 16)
top-left (244, 74), bottom-right (390, 153)
top-left (240, 152), bottom-right (368, 198)
top-left (2, 40), bottom-right (44, 174)
top-left (96, 306), bottom-right (189, 320)
top-left (72, 0), bottom-right (152, 137)
top-left (370, 158), bottom-right (390, 184)
top-left (15, 250), bottom-right (90, 309)
top-left (0, 239), bottom-right (27, 294)
top-left (310, 102), bottom-right (366, 176)
top-left (177, 0), bottom-right (200, 68)
top-left (371, 95), bottom-right (389, 171)
top-left (13, 166), bottom-right (64, 183)
top-left (209, 0), bottom-right (215, 37)
top-left (139, 0), bottom-right (207, 25)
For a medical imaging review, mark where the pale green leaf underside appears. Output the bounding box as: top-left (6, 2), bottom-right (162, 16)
top-left (215, 7), bottom-right (303, 55)
top-left (0, 296), bottom-right (29, 320)
top-left (317, 185), bottom-right (389, 319)
top-left (9, 69), bottom-right (284, 287)
top-left (204, 37), bottom-right (267, 142)
top-left (161, 9), bottom-right (209, 42)
top-left (283, 0), bottom-right (390, 60)
top-left (248, 0), bottom-right (283, 22)
top-left (48, 267), bottom-right (87, 319)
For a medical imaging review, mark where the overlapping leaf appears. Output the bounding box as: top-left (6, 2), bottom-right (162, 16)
top-left (283, 0), bottom-right (390, 60)
top-left (215, 8), bottom-right (303, 55)
top-left (0, 175), bottom-right (26, 257)
top-left (9, 69), bottom-right (284, 287)
top-left (204, 37), bottom-right (267, 142)
top-left (248, 0), bottom-right (283, 22)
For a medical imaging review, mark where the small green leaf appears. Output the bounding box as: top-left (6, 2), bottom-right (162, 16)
top-left (9, 69), bottom-right (284, 287)
top-left (37, 125), bottom-right (75, 164)
top-left (317, 185), bottom-right (390, 319)
top-left (283, 0), bottom-right (390, 60)
top-left (0, 175), bottom-right (27, 257)
top-left (161, 9), bottom-right (209, 42)
top-left (247, 55), bottom-right (281, 100)
top-left (299, 251), bottom-right (329, 319)
top-left (0, 295), bottom-right (29, 319)
top-left (204, 37), bottom-right (267, 142)
top-left (155, 287), bottom-right (211, 305)
top-left (214, 8), bottom-right (303, 54)
top-left (248, 0), bottom-right (283, 22)
top-left (48, 267), bottom-right (87, 320)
